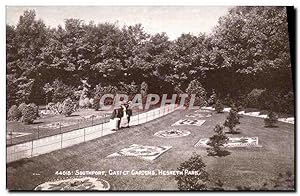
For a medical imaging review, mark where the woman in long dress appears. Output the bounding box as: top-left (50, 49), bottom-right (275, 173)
top-left (119, 104), bottom-right (129, 128)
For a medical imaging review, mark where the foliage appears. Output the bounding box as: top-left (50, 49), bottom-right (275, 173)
top-left (7, 105), bottom-right (22, 121)
top-left (62, 98), bottom-right (75, 117)
top-left (18, 103), bottom-right (28, 113)
top-left (29, 103), bottom-right (39, 117)
top-left (206, 125), bottom-right (230, 156)
top-left (208, 89), bottom-right (217, 106)
top-left (47, 102), bottom-right (64, 114)
top-left (264, 111), bottom-right (278, 127)
top-left (185, 80), bottom-right (207, 106)
top-left (21, 105), bottom-right (37, 124)
top-left (175, 153), bottom-right (209, 190)
top-left (94, 95), bottom-right (101, 111)
top-left (245, 89), bottom-right (265, 108)
top-left (44, 79), bottom-right (75, 103)
top-left (6, 7), bottom-right (293, 114)
top-left (214, 100), bottom-right (224, 113)
top-left (224, 108), bottom-right (240, 133)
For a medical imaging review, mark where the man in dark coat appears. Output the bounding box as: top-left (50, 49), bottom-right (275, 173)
top-left (110, 105), bottom-right (123, 130)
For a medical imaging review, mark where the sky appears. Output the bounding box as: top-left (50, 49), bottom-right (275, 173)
top-left (6, 6), bottom-right (232, 40)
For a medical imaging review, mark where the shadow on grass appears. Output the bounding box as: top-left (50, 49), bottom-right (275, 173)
top-left (264, 125), bottom-right (278, 128)
top-left (31, 121), bottom-right (44, 125)
top-left (225, 131), bottom-right (241, 134)
top-left (207, 150), bottom-right (231, 157)
top-left (7, 158), bottom-right (34, 168)
top-left (67, 114), bottom-right (80, 117)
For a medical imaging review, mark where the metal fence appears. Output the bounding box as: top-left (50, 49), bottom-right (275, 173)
top-left (7, 104), bottom-right (181, 163)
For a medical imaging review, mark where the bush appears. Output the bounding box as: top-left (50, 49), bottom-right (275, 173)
top-left (208, 89), bottom-right (217, 106)
top-left (7, 105), bottom-right (22, 121)
top-left (214, 100), bottom-right (224, 113)
top-left (245, 89), bottom-right (265, 108)
top-left (44, 79), bottom-right (75, 103)
top-left (224, 108), bottom-right (240, 133)
top-left (84, 97), bottom-right (91, 108)
top-left (264, 111), bottom-right (278, 127)
top-left (94, 95), bottom-right (101, 111)
top-left (29, 103), bottom-right (39, 117)
top-left (21, 105), bottom-right (37, 124)
top-left (185, 80), bottom-right (207, 106)
top-left (18, 102), bottom-right (27, 113)
top-left (206, 125), bottom-right (229, 156)
top-left (175, 153), bottom-right (209, 190)
top-left (89, 98), bottom-right (94, 108)
top-left (62, 98), bottom-right (75, 117)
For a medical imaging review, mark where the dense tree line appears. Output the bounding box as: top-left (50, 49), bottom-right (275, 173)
top-left (6, 7), bottom-right (294, 113)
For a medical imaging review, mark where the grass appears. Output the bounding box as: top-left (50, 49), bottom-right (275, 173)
top-left (6, 108), bottom-right (294, 191)
top-left (6, 105), bottom-right (158, 146)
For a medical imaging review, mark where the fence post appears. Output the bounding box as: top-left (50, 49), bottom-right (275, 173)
top-left (31, 140), bottom-right (34, 157)
top-left (146, 112), bottom-right (148, 122)
top-left (92, 116), bottom-right (94, 126)
top-left (137, 107), bottom-right (139, 124)
top-left (101, 115), bottom-right (104, 137)
top-left (37, 125), bottom-right (40, 139)
top-left (10, 129), bottom-right (13, 145)
top-left (84, 128), bottom-right (86, 142)
top-left (60, 122), bottom-right (62, 134)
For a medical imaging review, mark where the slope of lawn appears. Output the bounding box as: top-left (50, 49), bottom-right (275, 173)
top-left (7, 108), bottom-right (294, 190)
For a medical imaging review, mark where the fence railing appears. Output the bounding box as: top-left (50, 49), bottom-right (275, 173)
top-left (7, 104), bottom-right (181, 163)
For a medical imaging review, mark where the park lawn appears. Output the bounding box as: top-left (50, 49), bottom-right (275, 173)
top-left (6, 109), bottom-right (294, 191)
top-left (6, 108), bottom-right (112, 145)
top-left (6, 106), bottom-right (156, 145)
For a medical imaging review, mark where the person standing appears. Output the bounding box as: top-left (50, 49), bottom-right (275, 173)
top-left (110, 104), bottom-right (123, 130)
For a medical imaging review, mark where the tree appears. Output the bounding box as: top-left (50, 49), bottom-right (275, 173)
top-left (214, 99), bottom-right (224, 113)
top-left (206, 125), bottom-right (230, 156)
top-left (264, 111), bottom-right (278, 127)
top-left (208, 89), bottom-right (217, 106)
top-left (21, 105), bottom-right (37, 124)
top-left (175, 153), bottom-right (209, 190)
top-left (224, 108), bottom-right (240, 133)
top-left (7, 105), bottom-right (22, 121)
top-left (62, 98), bottom-right (75, 117)
top-left (94, 95), bottom-right (101, 111)
top-left (186, 79), bottom-right (207, 106)
top-left (18, 103), bottom-right (28, 113)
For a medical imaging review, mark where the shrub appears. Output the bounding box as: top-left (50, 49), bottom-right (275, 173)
top-left (206, 125), bottom-right (229, 156)
top-left (175, 153), bottom-right (209, 190)
top-left (208, 89), bottom-right (217, 106)
top-left (29, 103), bottom-right (39, 117)
top-left (21, 105), bottom-right (37, 124)
top-left (264, 111), bottom-right (278, 127)
top-left (62, 98), bottom-right (75, 117)
top-left (44, 79), bottom-right (75, 103)
top-left (224, 108), bottom-right (240, 133)
top-left (84, 97), bottom-right (91, 108)
top-left (186, 80), bottom-right (207, 106)
top-left (282, 91), bottom-right (294, 115)
top-left (245, 89), bottom-right (265, 108)
top-left (89, 98), bottom-right (94, 108)
top-left (119, 82), bottom-right (139, 100)
top-left (18, 102), bottom-right (27, 113)
top-left (7, 105), bottom-right (22, 121)
top-left (214, 100), bottom-right (224, 113)
top-left (94, 95), bottom-right (101, 111)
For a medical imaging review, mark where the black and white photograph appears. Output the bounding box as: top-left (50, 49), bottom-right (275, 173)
top-left (5, 4), bottom-right (295, 191)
